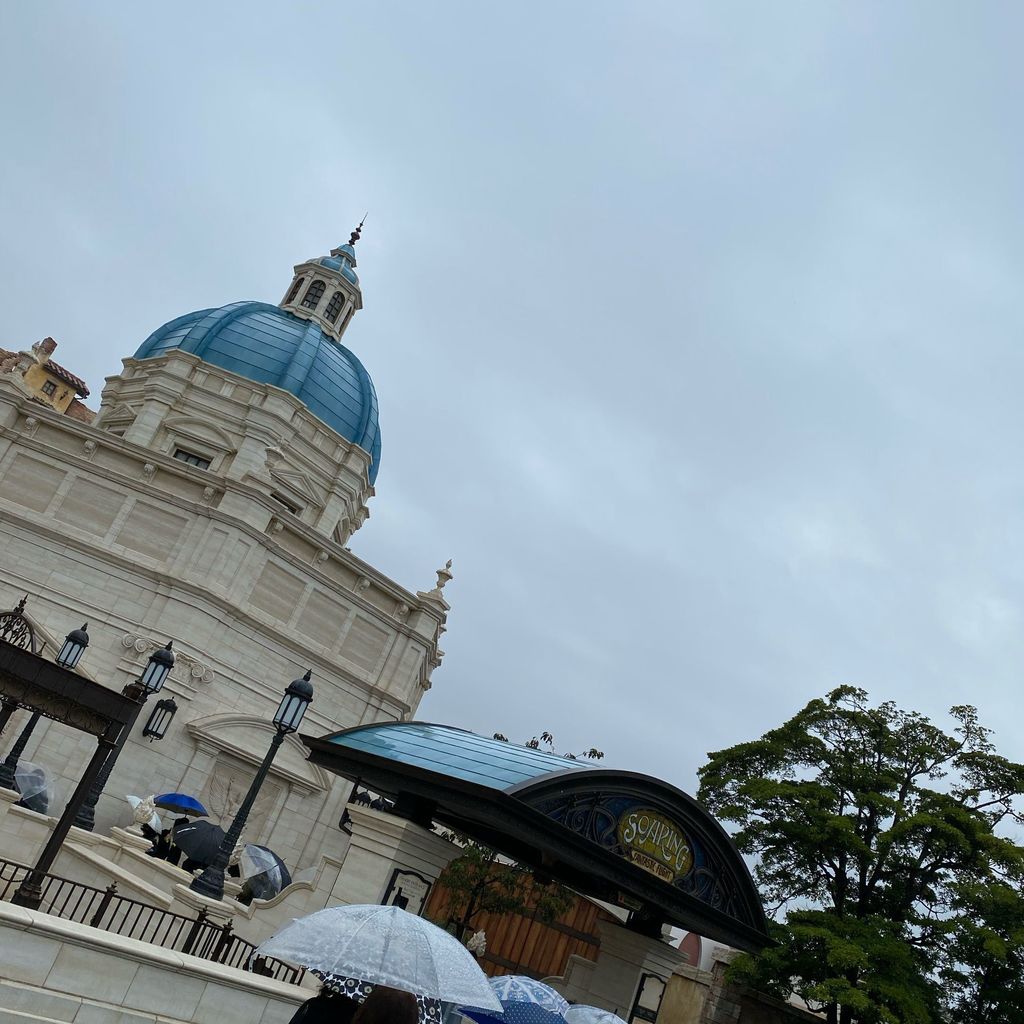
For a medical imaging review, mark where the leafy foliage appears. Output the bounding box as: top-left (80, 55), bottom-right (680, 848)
top-left (939, 879), bottom-right (1024, 1024)
top-left (697, 686), bottom-right (1024, 1024)
top-left (436, 841), bottom-right (575, 937)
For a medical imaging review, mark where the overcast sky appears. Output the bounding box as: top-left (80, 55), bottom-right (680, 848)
top-left (3, 3), bottom-right (1024, 797)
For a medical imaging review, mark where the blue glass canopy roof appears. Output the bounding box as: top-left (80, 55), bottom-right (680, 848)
top-left (325, 722), bottom-right (590, 791)
top-left (306, 721), bottom-right (771, 950)
top-left (133, 301), bottom-right (381, 483)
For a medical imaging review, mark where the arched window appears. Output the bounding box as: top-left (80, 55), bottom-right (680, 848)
top-left (285, 278), bottom-right (304, 304)
top-left (324, 291), bottom-right (345, 324)
top-left (301, 280), bottom-right (326, 310)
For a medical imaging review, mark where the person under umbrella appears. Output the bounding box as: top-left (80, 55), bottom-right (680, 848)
top-left (172, 818), bottom-right (226, 871)
top-left (352, 988), bottom-right (418, 1024)
top-left (239, 844), bottom-right (292, 903)
top-left (14, 762), bottom-right (54, 815)
top-left (287, 985), bottom-right (363, 1024)
top-left (312, 973), bottom-right (442, 1024)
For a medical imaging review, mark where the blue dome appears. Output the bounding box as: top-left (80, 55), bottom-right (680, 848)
top-left (134, 302), bottom-right (381, 483)
top-left (316, 244), bottom-right (359, 284)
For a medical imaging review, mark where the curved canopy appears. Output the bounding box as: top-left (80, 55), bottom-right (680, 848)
top-left (304, 723), bottom-right (769, 952)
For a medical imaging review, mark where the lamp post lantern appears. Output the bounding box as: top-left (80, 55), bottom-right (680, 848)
top-left (142, 696), bottom-right (178, 741)
top-left (190, 670), bottom-right (313, 901)
top-left (0, 623), bottom-right (90, 791)
top-left (74, 642), bottom-right (175, 831)
top-left (56, 624), bottom-right (90, 669)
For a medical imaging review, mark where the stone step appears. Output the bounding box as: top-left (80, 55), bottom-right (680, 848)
top-left (0, 981), bottom-right (80, 1023)
top-left (0, 1005), bottom-right (70, 1024)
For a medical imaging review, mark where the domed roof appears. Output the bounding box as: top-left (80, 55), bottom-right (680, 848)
top-left (315, 244), bottom-right (359, 284)
top-left (133, 301), bottom-right (381, 483)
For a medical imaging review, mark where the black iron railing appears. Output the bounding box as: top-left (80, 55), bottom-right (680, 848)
top-left (0, 858), bottom-right (303, 984)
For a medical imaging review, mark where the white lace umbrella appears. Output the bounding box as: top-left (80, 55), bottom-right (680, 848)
top-left (257, 905), bottom-right (502, 1011)
top-left (126, 795), bottom-right (162, 831)
top-left (564, 1007), bottom-right (628, 1024)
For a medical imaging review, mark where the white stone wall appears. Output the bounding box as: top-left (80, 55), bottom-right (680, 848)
top-left (0, 901), bottom-right (308, 1024)
top-left (0, 359), bottom-right (449, 870)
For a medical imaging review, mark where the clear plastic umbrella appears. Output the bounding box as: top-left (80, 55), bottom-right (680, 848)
top-left (461, 976), bottom-right (569, 1024)
top-left (14, 762), bottom-right (55, 815)
top-left (257, 905), bottom-right (502, 1011)
top-left (240, 844), bottom-right (292, 900)
top-left (564, 1008), bottom-right (628, 1024)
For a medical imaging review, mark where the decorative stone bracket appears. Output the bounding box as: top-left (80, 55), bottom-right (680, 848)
top-left (120, 633), bottom-right (214, 685)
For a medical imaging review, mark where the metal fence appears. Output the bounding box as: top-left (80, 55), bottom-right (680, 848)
top-left (0, 858), bottom-right (303, 984)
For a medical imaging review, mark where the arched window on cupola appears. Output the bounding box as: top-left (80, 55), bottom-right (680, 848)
top-left (301, 280), bottom-right (326, 310)
top-left (324, 291), bottom-right (346, 324)
top-left (285, 278), bottom-right (304, 304)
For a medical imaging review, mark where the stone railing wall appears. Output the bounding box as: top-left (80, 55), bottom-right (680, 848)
top-left (0, 899), bottom-right (310, 1024)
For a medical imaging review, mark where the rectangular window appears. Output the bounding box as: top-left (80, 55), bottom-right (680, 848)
top-left (41, 380), bottom-right (57, 397)
top-left (173, 448), bottom-right (212, 470)
top-left (270, 491), bottom-right (302, 515)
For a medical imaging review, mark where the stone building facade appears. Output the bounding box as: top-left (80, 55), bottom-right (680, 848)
top-left (0, 230), bottom-right (450, 872)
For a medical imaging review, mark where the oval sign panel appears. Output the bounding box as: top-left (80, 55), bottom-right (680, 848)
top-left (617, 808), bottom-right (694, 883)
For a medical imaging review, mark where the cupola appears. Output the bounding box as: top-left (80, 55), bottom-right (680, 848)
top-left (280, 220), bottom-right (365, 341)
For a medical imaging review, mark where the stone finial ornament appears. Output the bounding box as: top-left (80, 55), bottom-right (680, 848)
top-left (435, 559), bottom-right (453, 592)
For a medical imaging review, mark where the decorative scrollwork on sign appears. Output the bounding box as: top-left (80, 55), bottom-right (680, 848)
top-left (0, 677), bottom-right (108, 736)
top-left (0, 598), bottom-right (38, 654)
top-left (120, 633), bottom-right (213, 684)
top-left (534, 789), bottom-right (748, 921)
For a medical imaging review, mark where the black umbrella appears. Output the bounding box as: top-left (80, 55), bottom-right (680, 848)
top-left (240, 844), bottom-right (292, 900)
top-left (172, 819), bottom-right (225, 865)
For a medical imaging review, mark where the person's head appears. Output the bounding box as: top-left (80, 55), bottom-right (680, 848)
top-left (351, 987), bottom-right (418, 1024)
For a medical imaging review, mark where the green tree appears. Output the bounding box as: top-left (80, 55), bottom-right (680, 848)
top-left (939, 879), bottom-right (1024, 1023)
top-left (437, 840), bottom-right (575, 938)
top-left (697, 686), bottom-right (1024, 1024)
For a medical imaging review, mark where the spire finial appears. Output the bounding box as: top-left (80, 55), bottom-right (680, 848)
top-left (435, 559), bottom-right (453, 591)
top-left (349, 213), bottom-right (367, 248)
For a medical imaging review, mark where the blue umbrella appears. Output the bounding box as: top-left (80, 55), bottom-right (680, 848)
top-left (154, 792), bottom-right (208, 816)
top-left (461, 976), bottom-right (569, 1024)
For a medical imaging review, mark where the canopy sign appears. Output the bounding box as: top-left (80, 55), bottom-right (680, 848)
top-left (617, 808), bottom-right (693, 883)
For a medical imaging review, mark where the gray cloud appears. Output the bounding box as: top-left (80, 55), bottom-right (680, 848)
top-left (3, 2), bottom-right (1023, 793)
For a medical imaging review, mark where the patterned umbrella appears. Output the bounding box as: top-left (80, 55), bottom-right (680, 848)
top-left (564, 1008), bottom-right (627, 1024)
top-left (461, 975), bottom-right (569, 1024)
top-left (316, 972), bottom-right (443, 1024)
top-left (257, 904), bottom-right (502, 1010)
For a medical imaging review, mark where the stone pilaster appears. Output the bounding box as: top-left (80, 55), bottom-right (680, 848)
top-left (329, 805), bottom-right (459, 910)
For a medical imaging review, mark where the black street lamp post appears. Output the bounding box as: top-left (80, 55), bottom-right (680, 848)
top-left (74, 642), bottom-right (175, 831)
top-left (0, 624), bottom-right (89, 792)
top-left (190, 670), bottom-right (313, 901)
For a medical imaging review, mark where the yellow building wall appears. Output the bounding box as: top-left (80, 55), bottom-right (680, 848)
top-left (22, 363), bottom-right (77, 413)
